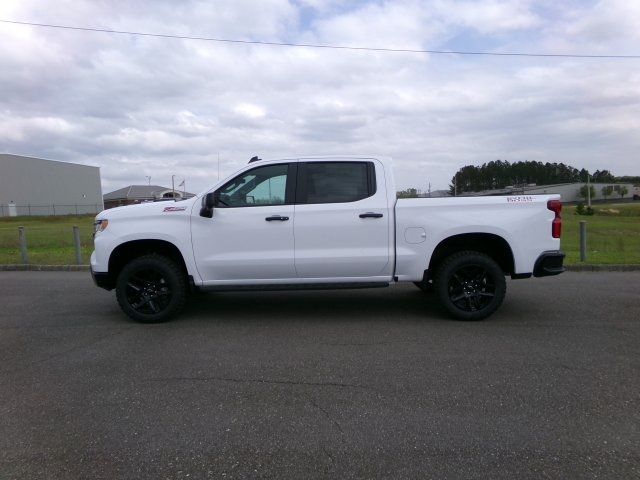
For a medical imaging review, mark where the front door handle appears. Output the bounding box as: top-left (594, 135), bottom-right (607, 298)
top-left (265, 215), bottom-right (290, 221)
top-left (359, 212), bottom-right (383, 218)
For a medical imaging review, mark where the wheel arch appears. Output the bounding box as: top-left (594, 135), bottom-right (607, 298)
top-left (426, 233), bottom-right (515, 280)
top-left (104, 239), bottom-right (189, 289)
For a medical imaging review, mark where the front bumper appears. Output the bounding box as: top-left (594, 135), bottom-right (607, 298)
top-left (91, 267), bottom-right (114, 290)
top-left (90, 249), bottom-right (114, 290)
top-left (533, 250), bottom-right (565, 277)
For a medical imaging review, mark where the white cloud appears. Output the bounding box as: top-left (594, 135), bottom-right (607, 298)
top-left (234, 103), bottom-right (267, 119)
top-left (309, 1), bottom-right (443, 48)
top-left (433, 0), bottom-right (540, 34)
top-left (564, 0), bottom-right (640, 46)
top-left (0, 113), bottom-right (77, 142)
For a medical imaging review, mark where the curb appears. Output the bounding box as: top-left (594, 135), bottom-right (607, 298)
top-left (565, 264), bottom-right (640, 272)
top-left (0, 264), bottom-right (90, 271)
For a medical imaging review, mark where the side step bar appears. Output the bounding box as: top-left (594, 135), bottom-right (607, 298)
top-left (199, 282), bottom-right (390, 292)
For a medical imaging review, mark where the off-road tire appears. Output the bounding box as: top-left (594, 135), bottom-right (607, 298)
top-left (434, 250), bottom-right (506, 321)
top-left (115, 254), bottom-right (187, 323)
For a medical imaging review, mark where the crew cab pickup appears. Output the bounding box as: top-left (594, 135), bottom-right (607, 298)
top-left (91, 156), bottom-right (564, 322)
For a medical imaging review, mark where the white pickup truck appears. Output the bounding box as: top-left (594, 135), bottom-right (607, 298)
top-left (91, 156), bottom-right (564, 323)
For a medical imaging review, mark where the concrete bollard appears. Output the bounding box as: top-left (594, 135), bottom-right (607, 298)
top-left (579, 221), bottom-right (587, 262)
top-left (73, 226), bottom-right (82, 265)
top-left (18, 226), bottom-right (29, 264)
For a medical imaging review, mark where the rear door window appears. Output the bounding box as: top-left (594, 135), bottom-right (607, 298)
top-left (298, 162), bottom-right (376, 204)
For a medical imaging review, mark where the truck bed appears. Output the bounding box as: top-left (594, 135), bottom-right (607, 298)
top-left (394, 195), bottom-right (560, 281)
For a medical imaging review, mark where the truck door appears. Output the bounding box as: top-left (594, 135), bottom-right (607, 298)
top-left (293, 160), bottom-right (391, 279)
top-left (191, 162), bottom-right (297, 283)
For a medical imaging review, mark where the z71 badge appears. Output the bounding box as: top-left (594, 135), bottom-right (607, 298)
top-left (163, 206), bottom-right (187, 212)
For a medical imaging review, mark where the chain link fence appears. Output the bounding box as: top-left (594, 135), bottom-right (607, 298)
top-left (0, 204), bottom-right (102, 217)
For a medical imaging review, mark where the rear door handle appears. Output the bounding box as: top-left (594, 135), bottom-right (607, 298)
top-left (265, 215), bottom-right (289, 221)
top-left (359, 212), bottom-right (383, 218)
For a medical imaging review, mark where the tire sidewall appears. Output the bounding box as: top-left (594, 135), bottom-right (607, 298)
top-left (115, 255), bottom-right (186, 323)
top-left (435, 252), bottom-right (506, 321)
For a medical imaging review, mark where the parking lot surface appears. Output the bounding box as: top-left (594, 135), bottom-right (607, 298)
top-left (0, 271), bottom-right (638, 479)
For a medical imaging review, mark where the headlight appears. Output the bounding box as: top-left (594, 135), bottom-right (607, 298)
top-left (94, 219), bottom-right (109, 235)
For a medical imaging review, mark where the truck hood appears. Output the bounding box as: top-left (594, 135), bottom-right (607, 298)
top-left (96, 198), bottom-right (198, 220)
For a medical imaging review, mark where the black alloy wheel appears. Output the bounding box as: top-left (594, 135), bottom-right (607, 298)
top-left (434, 251), bottom-right (506, 320)
top-left (125, 268), bottom-right (172, 315)
top-left (115, 254), bottom-right (187, 323)
top-left (447, 264), bottom-right (496, 312)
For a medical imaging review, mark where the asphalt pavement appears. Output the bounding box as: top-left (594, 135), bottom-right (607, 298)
top-left (0, 271), bottom-right (638, 479)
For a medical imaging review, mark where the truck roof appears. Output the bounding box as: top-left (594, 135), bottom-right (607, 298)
top-left (257, 155), bottom-right (392, 164)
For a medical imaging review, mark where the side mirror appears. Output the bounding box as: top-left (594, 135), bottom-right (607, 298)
top-left (199, 192), bottom-right (216, 218)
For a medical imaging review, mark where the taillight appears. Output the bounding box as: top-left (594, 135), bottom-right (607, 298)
top-left (547, 200), bottom-right (562, 238)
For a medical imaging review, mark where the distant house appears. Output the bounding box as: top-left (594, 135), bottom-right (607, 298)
top-left (103, 185), bottom-right (195, 209)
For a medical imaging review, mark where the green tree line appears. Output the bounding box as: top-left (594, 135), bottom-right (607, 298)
top-left (449, 160), bottom-right (635, 195)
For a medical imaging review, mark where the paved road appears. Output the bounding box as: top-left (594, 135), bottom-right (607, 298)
top-left (0, 271), bottom-right (638, 479)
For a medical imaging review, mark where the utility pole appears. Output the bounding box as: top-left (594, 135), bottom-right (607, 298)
top-left (587, 173), bottom-right (592, 207)
top-left (454, 174), bottom-right (457, 197)
top-left (172, 175), bottom-right (175, 199)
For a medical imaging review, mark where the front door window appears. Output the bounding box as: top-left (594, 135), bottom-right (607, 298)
top-left (217, 164), bottom-right (288, 207)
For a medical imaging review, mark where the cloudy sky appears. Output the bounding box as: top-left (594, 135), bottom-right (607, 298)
top-left (0, 0), bottom-right (639, 194)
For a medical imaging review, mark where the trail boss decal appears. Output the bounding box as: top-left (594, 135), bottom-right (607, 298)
top-left (506, 196), bottom-right (534, 203)
top-left (163, 206), bottom-right (187, 212)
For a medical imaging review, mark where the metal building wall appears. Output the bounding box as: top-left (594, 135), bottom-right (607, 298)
top-left (524, 184), bottom-right (583, 201)
top-left (0, 154), bottom-right (103, 216)
top-left (524, 183), bottom-right (636, 202)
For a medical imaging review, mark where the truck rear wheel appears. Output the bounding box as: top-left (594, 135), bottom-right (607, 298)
top-left (115, 254), bottom-right (187, 323)
top-left (434, 251), bottom-right (506, 321)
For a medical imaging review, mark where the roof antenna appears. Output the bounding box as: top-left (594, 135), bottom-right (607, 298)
top-left (249, 156), bottom-right (261, 163)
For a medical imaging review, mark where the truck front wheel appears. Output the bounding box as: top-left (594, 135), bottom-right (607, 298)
top-left (434, 251), bottom-right (506, 321)
top-left (115, 254), bottom-right (187, 323)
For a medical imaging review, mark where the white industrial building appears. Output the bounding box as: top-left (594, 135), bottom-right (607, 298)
top-left (0, 154), bottom-right (103, 216)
